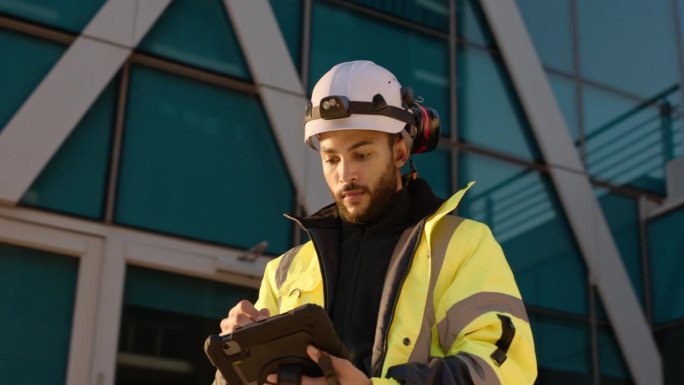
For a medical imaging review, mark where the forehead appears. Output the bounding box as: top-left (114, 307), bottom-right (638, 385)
top-left (318, 129), bottom-right (388, 150)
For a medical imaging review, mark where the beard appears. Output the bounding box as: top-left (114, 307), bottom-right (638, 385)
top-left (333, 160), bottom-right (398, 225)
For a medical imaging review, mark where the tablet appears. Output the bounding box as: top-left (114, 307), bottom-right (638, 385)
top-left (204, 304), bottom-right (348, 385)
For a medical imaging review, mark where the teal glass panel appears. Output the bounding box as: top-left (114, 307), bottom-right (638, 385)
top-left (457, 0), bottom-right (493, 47)
top-left (310, 1), bottom-right (451, 135)
top-left (0, 243), bottom-right (78, 385)
top-left (412, 149), bottom-right (451, 199)
top-left (577, 0), bottom-right (680, 98)
top-left (530, 314), bottom-right (592, 385)
top-left (123, 265), bottom-right (257, 319)
top-left (597, 327), bottom-right (633, 385)
top-left (548, 72), bottom-right (579, 142)
top-left (269, 0), bottom-right (302, 70)
top-left (116, 66), bottom-right (294, 254)
top-left (583, 85), bottom-right (681, 194)
top-left (459, 152), bottom-right (588, 315)
top-left (20, 78), bottom-right (116, 219)
top-left (516, 0), bottom-right (574, 73)
top-left (648, 206), bottom-right (684, 324)
top-left (0, 29), bottom-right (64, 134)
top-left (346, 0), bottom-right (449, 31)
top-left (0, 0), bottom-right (104, 33)
top-left (594, 188), bottom-right (643, 310)
top-left (656, 325), bottom-right (684, 385)
top-left (459, 47), bottom-right (542, 161)
top-left (117, 266), bottom-right (257, 384)
top-left (138, 0), bottom-right (250, 79)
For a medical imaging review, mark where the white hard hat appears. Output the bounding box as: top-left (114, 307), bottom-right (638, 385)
top-left (304, 60), bottom-right (413, 147)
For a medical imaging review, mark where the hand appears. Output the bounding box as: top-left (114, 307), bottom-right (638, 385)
top-left (265, 345), bottom-right (371, 385)
top-left (219, 300), bottom-right (270, 336)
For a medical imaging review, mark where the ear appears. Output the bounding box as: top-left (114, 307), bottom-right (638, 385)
top-left (393, 137), bottom-right (410, 168)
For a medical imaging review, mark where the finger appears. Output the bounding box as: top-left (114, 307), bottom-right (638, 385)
top-left (307, 345), bottom-right (322, 363)
top-left (257, 308), bottom-right (270, 321)
top-left (219, 317), bottom-right (232, 335)
top-left (308, 346), bottom-right (352, 374)
top-left (235, 300), bottom-right (261, 319)
top-left (300, 376), bottom-right (327, 385)
top-left (235, 313), bottom-right (255, 327)
top-left (267, 370), bottom-right (328, 385)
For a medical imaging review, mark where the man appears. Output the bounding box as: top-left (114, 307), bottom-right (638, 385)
top-left (215, 61), bottom-right (536, 385)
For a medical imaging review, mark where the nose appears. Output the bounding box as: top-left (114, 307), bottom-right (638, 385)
top-left (338, 159), bottom-right (358, 184)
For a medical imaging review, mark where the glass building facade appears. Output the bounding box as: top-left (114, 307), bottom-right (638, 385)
top-left (0, 1), bottom-right (682, 384)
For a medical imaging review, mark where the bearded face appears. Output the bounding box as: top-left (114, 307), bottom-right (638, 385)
top-left (318, 130), bottom-right (408, 225)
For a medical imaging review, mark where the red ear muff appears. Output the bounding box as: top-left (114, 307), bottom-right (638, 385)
top-left (401, 86), bottom-right (440, 154)
top-left (410, 104), bottom-right (440, 154)
top-left (415, 105), bottom-right (430, 154)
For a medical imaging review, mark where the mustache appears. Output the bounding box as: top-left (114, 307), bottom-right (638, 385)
top-left (337, 183), bottom-right (369, 198)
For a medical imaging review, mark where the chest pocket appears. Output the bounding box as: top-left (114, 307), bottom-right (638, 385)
top-left (277, 277), bottom-right (323, 313)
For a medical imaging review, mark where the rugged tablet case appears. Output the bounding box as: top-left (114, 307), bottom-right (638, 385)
top-left (204, 304), bottom-right (349, 385)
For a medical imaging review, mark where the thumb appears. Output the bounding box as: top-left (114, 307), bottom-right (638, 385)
top-left (307, 345), bottom-right (321, 363)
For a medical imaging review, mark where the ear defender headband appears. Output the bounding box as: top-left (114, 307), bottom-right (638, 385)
top-left (304, 87), bottom-right (441, 155)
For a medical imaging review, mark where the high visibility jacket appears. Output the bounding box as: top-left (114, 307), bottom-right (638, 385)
top-left (255, 182), bottom-right (537, 385)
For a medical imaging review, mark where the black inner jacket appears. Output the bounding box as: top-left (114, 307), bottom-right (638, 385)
top-left (292, 177), bottom-right (444, 374)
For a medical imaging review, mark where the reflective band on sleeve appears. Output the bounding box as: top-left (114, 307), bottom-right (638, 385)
top-left (437, 292), bottom-right (528, 352)
top-left (275, 244), bottom-right (305, 290)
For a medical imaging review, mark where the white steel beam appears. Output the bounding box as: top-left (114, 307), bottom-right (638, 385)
top-left (223, 0), bottom-right (329, 214)
top-left (0, 0), bottom-right (171, 206)
top-left (477, 1), bottom-right (662, 384)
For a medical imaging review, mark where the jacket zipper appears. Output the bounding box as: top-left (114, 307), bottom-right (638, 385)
top-left (377, 220), bottom-right (426, 375)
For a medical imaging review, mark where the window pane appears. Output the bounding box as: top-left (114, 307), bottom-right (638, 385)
top-left (594, 188), bottom-right (643, 310)
top-left (0, 29), bottom-right (64, 133)
top-left (138, 0), bottom-right (250, 79)
top-left (648, 206), bottom-right (684, 324)
top-left (117, 266), bottom-right (257, 385)
top-left (0, 0), bottom-right (104, 33)
top-left (583, 85), bottom-right (680, 194)
top-left (458, 48), bottom-right (542, 161)
top-left (457, 0), bottom-right (494, 47)
top-left (411, 149), bottom-right (452, 200)
top-left (577, 0), bottom-right (680, 98)
top-left (459, 152), bottom-right (588, 315)
top-left (310, 1), bottom-right (451, 135)
top-left (20, 77), bottom-right (116, 219)
top-left (346, 0), bottom-right (449, 31)
top-left (116, 66), bottom-right (294, 254)
top-left (597, 326), bottom-right (633, 385)
top-left (0, 243), bottom-right (78, 385)
top-left (530, 314), bottom-right (592, 385)
top-left (269, 0), bottom-right (302, 71)
top-left (516, 0), bottom-right (574, 73)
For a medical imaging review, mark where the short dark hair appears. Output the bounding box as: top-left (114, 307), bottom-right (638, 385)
top-left (387, 132), bottom-right (402, 149)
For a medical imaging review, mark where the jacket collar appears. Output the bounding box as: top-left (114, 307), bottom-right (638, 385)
top-left (424, 181), bottom-right (475, 237)
top-left (284, 178), bottom-right (471, 230)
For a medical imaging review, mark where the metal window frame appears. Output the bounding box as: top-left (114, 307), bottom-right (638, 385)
top-left (477, 1), bottom-right (663, 384)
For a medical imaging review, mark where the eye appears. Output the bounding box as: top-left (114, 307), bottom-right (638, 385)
top-left (355, 152), bottom-right (371, 160)
top-left (324, 156), bottom-right (340, 165)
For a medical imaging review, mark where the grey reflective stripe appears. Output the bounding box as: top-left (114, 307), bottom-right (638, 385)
top-left (457, 352), bottom-right (502, 385)
top-left (407, 215), bottom-right (464, 363)
top-left (437, 292), bottom-right (529, 352)
top-left (275, 244), bottom-right (305, 291)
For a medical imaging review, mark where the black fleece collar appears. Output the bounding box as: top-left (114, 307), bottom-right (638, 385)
top-left (288, 177), bottom-right (444, 232)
